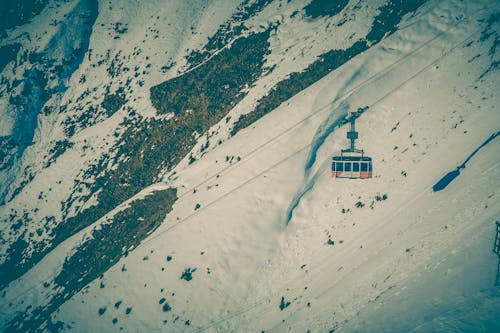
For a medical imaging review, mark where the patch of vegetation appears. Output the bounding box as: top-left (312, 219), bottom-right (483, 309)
top-left (107, 52), bottom-right (126, 78)
top-left (5, 167), bottom-right (35, 204)
top-left (151, 30), bottom-right (270, 116)
top-left (180, 268), bottom-right (197, 281)
top-left (0, 135), bottom-right (17, 171)
top-left (366, 0), bottom-right (427, 44)
top-left (478, 13), bottom-right (500, 79)
top-left (113, 22), bottom-right (128, 36)
top-left (279, 296), bottom-right (291, 311)
top-left (231, 40), bottom-right (367, 135)
top-left (162, 302), bottom-right (172, 312)
top-left (63, 87), bottom-right (126, 137)
top-left (185, 0), bottom-right (273, 67)
top-left (0, 237), bottom-right (28, 283)
top-left (231, 0), bottom-right (428, 136)
top-left (46, 139), bottom-right (74, 167)
top-left (0, 43), bottom-right (21, 72)
top-left (0, 0), bottom-right (102, 286)
top-left (55, 189), bottom-right (176, 289)
top-left (304, 0), bottom-right (349, 19)
top-left (1, 16), bottom-right (272, 294)
top-left (1, 116), bottom-right (184, 289)
top-left (6, 189), bottom-right (177, 332)
top-left (102, 91), bottom-right (127, 116)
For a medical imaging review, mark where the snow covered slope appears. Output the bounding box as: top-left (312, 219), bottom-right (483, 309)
top-left (0, 0), bottom-right (499, 332)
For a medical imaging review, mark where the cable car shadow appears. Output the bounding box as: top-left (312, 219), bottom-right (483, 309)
top-left (433, 131), bottom-right (499, 192)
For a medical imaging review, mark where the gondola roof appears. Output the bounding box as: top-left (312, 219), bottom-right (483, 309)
top-left (332, 155), bottom-right (372, 162)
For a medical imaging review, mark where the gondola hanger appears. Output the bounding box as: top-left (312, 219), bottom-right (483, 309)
top-left (332, 111), bottom-right (373, 179)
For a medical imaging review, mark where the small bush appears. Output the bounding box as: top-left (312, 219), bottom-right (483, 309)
top-left (355, 201), bottom-right (364, 208)
top-left (162, 302), bottom-right (172, 312)
top-left (279, 297), bottom-right (291, 311)
top-left (102, 92), bottom-right (127, 116)
top-left (180, 268), bottom-right (197, 281)
top-left (304, 0), bottom-right (348, 18)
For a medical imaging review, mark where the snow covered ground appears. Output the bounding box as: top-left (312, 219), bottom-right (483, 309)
top-left (52, 1), bottom-right (499, 332)
top-left (0, 0), bottom-right (499, 332)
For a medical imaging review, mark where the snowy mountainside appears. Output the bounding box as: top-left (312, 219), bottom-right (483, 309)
top-left (0, 0), bottom-right (499, 332)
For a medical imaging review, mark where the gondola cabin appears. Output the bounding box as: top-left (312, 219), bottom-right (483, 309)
top-left (332, 112), bottom-right (373, 179)
top-left (332, 155), bottom-right (372, 179)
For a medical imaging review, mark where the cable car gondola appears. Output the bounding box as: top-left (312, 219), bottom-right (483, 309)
top-left (332, 113), bottom-right (372, 179)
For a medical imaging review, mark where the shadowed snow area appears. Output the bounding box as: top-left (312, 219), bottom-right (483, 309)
top-left (0, 0), bottom-right (98, 203)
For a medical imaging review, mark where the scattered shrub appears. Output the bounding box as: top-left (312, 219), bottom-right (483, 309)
top-left (279, 297), bottom-right (291, 311)
top-left (180, 268), bottom-right (197, 281)
top-left (162, 302), bottom-right (171, 312)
